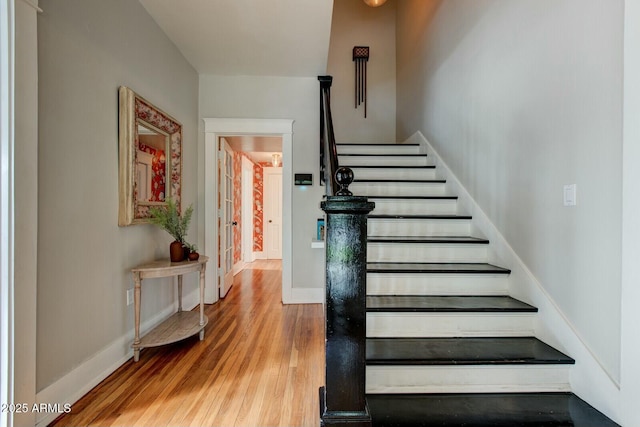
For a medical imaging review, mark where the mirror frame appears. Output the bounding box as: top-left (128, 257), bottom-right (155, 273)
top-left (118, 86), bottom-right (182, 226)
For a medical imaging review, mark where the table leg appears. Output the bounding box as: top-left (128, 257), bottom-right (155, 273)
top-left (177, 274), bottom-right (183, 312)
top-left (199, 265), bottom-right (206, 340)
top-left (133, 272), bottom-right (142, 362)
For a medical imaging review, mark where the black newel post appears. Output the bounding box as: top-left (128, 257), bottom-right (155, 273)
top-left (319, 168), bottom-right (375, 427)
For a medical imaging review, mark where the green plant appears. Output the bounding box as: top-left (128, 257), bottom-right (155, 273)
top-left (148, 199), bottom-right (193, 244)
top-left (185, 242), bottom-right (198, 253)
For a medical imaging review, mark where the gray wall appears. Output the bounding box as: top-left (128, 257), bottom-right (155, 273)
top-left (37, 0), bottom-right (199, 390)
top-left (396, 0), bottom-right (623, 382)
top-left (199, 75), bottom-right (326, 291)
top-left (327, 0), bottom-right (396, 142)
top-left (14, 0), bottom-right (39, 425)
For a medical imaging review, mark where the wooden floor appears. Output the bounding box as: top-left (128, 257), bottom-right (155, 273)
top-left (50, 260), bottom-right (324, 427)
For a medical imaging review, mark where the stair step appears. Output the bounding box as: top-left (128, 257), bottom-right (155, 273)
top-left (338, 154), bottom-right (428, 167)
top-left (367, 296), bottom-right (537, 338)
top-left (368, 195), bottom-right (457, 199)
top-left (355, 178), bottom-right (445, 183)
top-left (367, 262), bottom-right (511, 274)
top-left (369, 214), bottom-right (469, 220)
top-left (367, 238), bottom-right (489, 263)
top-left (366, 337), bottom-right (574, 366)
top-left (351, 181), bottom-right (447, 197)
top-left (337, 143), bottom-right (420, 156)
top-left (369, 215), bottom-right (471, 236)
top-left (366, 337), bottom-right (573, 393)
top-left (367, 311), bottom-right (535, 338)
top-left (367, 393), bottom-right (620, 427)
top-left (348, 166), bottom-right (437, 180)
top-left (368, 236), bottom-right (488, 244)
top-left (369, 196), bottom-right (459, 215)
top-left (368, 272), bottom-right (509, 296)
top-left (337, 143), bottom-right (420, 146)
top-left (344, 164), bottom-right (433, 168)
top-left (366, 295), bottom-right (536, 312)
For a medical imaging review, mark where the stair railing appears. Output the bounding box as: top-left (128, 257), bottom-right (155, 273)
top-left (318, 76), bottom-right (339, 195)
top-left (318, 76), bottom-right (375, 427)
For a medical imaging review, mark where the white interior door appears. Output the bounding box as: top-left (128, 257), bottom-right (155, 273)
top-left (219, 138), bottom-right (235, 298)
top-left (264, 167), bottom-right (282, 259)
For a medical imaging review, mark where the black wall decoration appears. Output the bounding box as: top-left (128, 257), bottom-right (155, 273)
top-left (353, 46), bottom-right (370, 118)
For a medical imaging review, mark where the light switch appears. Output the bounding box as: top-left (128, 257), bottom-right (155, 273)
top-left (563, 184), bottom-right (576, 206)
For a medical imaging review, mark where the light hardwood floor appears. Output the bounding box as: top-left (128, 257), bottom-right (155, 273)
top-left (50, 260), bottom-right (324, 427)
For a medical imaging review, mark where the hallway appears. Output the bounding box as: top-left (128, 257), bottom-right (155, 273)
top-left (50, 260), bottom-right (324, 426)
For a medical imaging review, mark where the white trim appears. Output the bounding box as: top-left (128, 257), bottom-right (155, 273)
top-left (35, 290), bottom-right (200, 427)
top-left (252, 251), bottom-right (266, 260)
top-left (0, 1), bottom-right (14, 426)
top-left (286, 287), bottom-right (323, 304)
top-left (410, 131), bottom-right (620, 416)
top-left (232, 261), bottom-right (245, 276)
top-left (203, 118), bottom-right (294, 304)
top-left (18, 0), bottom-right (40, 13)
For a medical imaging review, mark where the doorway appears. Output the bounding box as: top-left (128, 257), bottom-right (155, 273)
top-left (217, 137), bottom-right (283, 298)
top-left (203, 118), bottom-right (294, 305)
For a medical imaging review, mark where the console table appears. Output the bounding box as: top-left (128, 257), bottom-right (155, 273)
top-left (131, 256), bottom-right (209, 362)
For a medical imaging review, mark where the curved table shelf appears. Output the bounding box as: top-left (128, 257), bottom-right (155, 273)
top-left (131, 256), bottom-right (209, 362)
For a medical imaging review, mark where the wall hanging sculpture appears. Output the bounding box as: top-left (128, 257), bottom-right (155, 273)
top-left (353, 46), bottom-right (370, 118)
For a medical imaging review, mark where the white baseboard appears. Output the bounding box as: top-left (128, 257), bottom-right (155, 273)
top-left (282, 287), bottom-right (323, 304)
top-left (253, 251), bottom-right (266, 260)
top-left (409, 131), bottom-right (621, 421)
top-left (35, 289), bottom-right (200, 427)
top-left (232, 261), bottom-right (245, 276)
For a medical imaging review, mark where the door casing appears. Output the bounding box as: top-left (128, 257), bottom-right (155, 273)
top-left (203, 118), bottom-right (293, 304)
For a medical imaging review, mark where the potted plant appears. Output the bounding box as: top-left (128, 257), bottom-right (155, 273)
top-left (148, 199), bottom-right (193, 262)
top-left (185, 242), bottom-right (200, 261)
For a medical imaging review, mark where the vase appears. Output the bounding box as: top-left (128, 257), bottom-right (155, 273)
top-left (170, 240), bottom-right (185, 262)
top-left (188, 251), bottom-right (200, 261)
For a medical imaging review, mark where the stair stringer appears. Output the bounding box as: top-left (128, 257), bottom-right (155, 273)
top-left (406, 131), bottom-right (621, 423)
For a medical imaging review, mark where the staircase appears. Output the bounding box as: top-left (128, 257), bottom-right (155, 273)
top-left (336, 142), bottom-right (618, 427)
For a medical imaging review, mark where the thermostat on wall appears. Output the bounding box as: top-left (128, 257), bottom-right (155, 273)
top-left (294, 173), bottom-right (313, 186)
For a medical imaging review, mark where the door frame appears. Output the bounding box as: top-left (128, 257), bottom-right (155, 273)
top-left (203, 118), bottom-right (293, 304)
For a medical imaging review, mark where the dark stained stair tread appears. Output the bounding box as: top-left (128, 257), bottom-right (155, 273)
top-left (367, 262), bottom-right (511, 274)
top-left (368, 195), bottom-right (458, 200)
top-left (368, 236), bottom-right (489, 244)
top-left (366, 295), bottom-right (537, 312)
top-left (366, 393), bottom-right (619, 427)
top-left (366, 337), bottom-right (574, 365)
top-left (354, 179), bottom-right (446, 183)
top-left (369, 214), bottom-right (471, 219)
top-left (343, 165), bottom-right (435, 169)
top-left (337, 143), bottom-right (420, 146)
top-left (339, 153), bottom-right (428, 157)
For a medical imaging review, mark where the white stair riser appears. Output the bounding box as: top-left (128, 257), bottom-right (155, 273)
top-left (367, 313), bottom-right (535, 337)
top-left (366, 365), bottom-right (571, 394)
top-left (368, 218), bottom-right (471, 236)
top-left (350, 168), bottom-right (437, 180)
top-left (337, 145), bottom-right (420, 155)
top-left (339, 156), bottom-right (428, 167)
top-left (368, 243), bottom-right (488, 263)
top-left (367, 242), bottom-right (487, 262)
top-left (370, 198), bottom-right (458, 215)
top-left (351, 182), bottom-right (446, 197)
top-left (367, 273), bottom-right (509, 295)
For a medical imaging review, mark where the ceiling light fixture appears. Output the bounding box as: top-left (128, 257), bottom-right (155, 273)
top-left (272, 153), bottom-right (281, 167)
top-left (363, 0), bottom-right (388, 7)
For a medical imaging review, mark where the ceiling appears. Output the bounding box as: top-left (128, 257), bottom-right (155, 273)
top-left (138, 0), bottom-right (334, 77)
top-left (225, 136), bottom-right (282, 164)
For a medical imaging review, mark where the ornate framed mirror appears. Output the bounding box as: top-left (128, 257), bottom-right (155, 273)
top-left (118, 86), bottom-right (182, 226)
